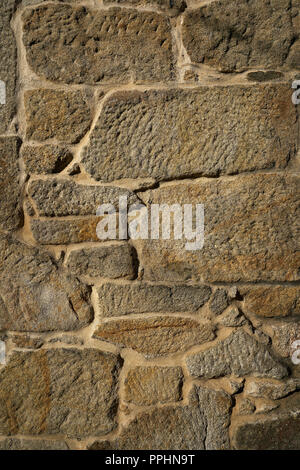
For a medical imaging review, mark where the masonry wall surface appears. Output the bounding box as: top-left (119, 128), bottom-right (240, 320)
top-left (0, 0), bottom-right (299, 450)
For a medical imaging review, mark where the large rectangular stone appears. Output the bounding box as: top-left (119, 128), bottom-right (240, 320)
top-left (96, 282), bottom-right (211, 317)
top-left (134, 173), bottom-right (300, 282)
top-left (22, 5), bottom-right (174, 84)
top-left (31, 218), bottom-right (104, 244)
top-left (0, 349), bottom-right (122, 438)
top-left (182, 0), bottom-right (300, 72)
top-left (82, 85), bottom-right (297, 182)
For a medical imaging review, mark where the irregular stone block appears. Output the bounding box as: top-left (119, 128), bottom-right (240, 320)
top-left (66, 243), bottom-right (136, 279)
top-left (94, 316), bottom-right (215, 357)
top-left (269, 321), bottom-right (300, 358)
top-left (0, 1), bottom-right (17, 133)
top-left (242, 286), bottom-right (300, 318)
top-left (96, 282), bottom-right (211, 317)
top-left (0, 349), bottom-right (122, 437)
top-left (103, 0), bottom-right (186, 17)
top-left (24, 89), bottom-right (92, 143)
top-left (0, 438), bottom-right (69, 450)
top-left (182, 0), bottom-right (300, 72)
top-left (82, 85), bottom-right (297, 182)
top-left (22, 5), bottom-right (174, 84)
top-left (89, 385), bottom-right (232, 450)
top-left (0, 137), bottom-right (22, 231)
top-left (209, 288), bottom-right (228, 315)
top-left (28, 179), bottom-right (139, 216)
top-left (124, 366), bottom-right (183, 405)
top-left (232, 411), bottom-right (300, 450)
top-left (134, 174), bottom-right (300, 282)
top-left (244, 379), bottom-right (298, 401)
top-left (21, 145), bottom-right (73, 174)
top-left (31, 218), bottom-right (104, 244)
top-left (0, 234), bottom-right (93, 331)
top-left (186, 330), bottom-right (288, 379)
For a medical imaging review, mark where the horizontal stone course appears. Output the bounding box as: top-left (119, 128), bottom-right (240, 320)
top-left (96, 282), bottom-right (211, 316)
top-left (82, 85), bottom-right (297, 182)
top-left (22, 5), bottom-right (174, 84)
top-left (94, 316), bottom-right (215, 357)
top-left (134, 173), bottom-right (300, 282)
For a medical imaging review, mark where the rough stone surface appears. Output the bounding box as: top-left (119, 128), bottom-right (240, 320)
top-left (244, 379), bottom-right (299, 401)
top-left (21, 145), bottom-right (73, 174)
top-left (89, 385), bottom-right (232, 450)
top-left (134, 174), bottom-right (300, 282)
top-left (269, 321), bottom-right (300, 358)
top-left (31, 217), bottom-right (106, 244)
top-left (28, 179), bottom-right (139, 216)
top-left (97, 282), bottom-right (211, 317)
top-left (233, 412), bottom-right (300, 450)
top-left (0, 137), bottom-right (22, 232)
top-left (0, 1), bottom-right (17, 133)
top-left (124, 366), bottom-right (183, 405)
top-left (0, 349), bottom-right (122, 437)
top-left (24, 89), bottom-right (92, 143)
top-left (11, 335), bottom-right (44, 350)
top-left (22, 5), bottom-right (174, 84)
top-left (94, 316), bottom-right (215, 357)
top-left (66, 243), bottom-right (136, 279)
top-left (0, 234), bottom-right (93, 331)
top-left (103, 0), bottom-right (186, 16)
top-left (82, 85), bottom-right (297, 182)
top-left (242, 286), bottom-right (300, 318)
top-left (0, 438), bottom-right (69, 450)
top-left (210, 289), bottom-right (229, 315)
top-left (186, 330), bottom-right (288, 379)
top-left (182, 0), bottom-right (300, 72)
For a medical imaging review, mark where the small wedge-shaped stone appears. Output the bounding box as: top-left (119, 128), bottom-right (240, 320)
top-left (89, 385), bottom-right (232, 450)
top-left (28, 179), bottom-right (139, 216)
top-left (21, 145), bottom-right (73, 174)
top-left (22, 5), bottom-right (174, 84)
top-left (94, 316), bottom-right (215, 357)
top-left (182, 0), bottom-right (300, 72)
top-left (0, 234), bottom-right (93, 331)
top-left (82, 85), bottom-right (297, 181)
top-left (186, 330), bottom-right (288, 379)
top-left (97, 282), bottom-right (211, 317)
top-left (0, 349), bottom-right (122, 437)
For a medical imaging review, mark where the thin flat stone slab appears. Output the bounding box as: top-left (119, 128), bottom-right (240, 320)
top-left (82, 85), bottom-right (297, 182)
top-left (22, 5), bottom-right (174, 84)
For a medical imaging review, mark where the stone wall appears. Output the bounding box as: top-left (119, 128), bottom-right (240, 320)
top-left (0, 0), bottom-right (299, 450)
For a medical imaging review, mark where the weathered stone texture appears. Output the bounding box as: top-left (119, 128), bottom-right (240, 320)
top-left (269, 321), bottom-right (300, 358)
top-left (31, 217), bottom-right (104, 244)
top-left (242, 286), bottom-right (300, 318)
top-left (96, 282), bottom-right (211, 317)
top-left (24, 89), bottom-right (92, 143)
top-left (21, 145), bottom-right (73, 174)
top-left (0, 438), bottom-right (69, 450)
top-left (82, 85), bottom-right (297, 182)
top-left (22, 5), bottom-right (174, 84)
top-left (186, 330), bottom-right (288, 379)
top-left (134, 174), bottom-right (300, 282)
top-left (94, 316), bottom-right (215, 357)
top-left (0, 137), bottom-right (22, 232)
top-left (66, 243), bottom-right (136, 279)
top-left (0, 1), bottom-right (17, 133)
top-left (103, 0), bottom-right (186, 17)
top-left (209, 288), bottom-right (229, 315)
top-left (0, 235), bottom-right (93, 331)
top-left (0, 349), bottom-right (122, 437)
top-left (244, 379), bottom-right (299, 401)
top-left (89, 385), bottom-right (232, 450)
top-left (233, 411), bottom-right (300, 450)
top-left (28, 179), bottom-right (139, 216)
top-left (182, 0), bottom-right (300, 72)
top-left (124, 366), bottom-right (183, 405)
